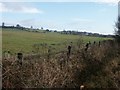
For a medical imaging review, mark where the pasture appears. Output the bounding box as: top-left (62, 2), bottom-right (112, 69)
top-left (2, 28), bottom-right (110, 54)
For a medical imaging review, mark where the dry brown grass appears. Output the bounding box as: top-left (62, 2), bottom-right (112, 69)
top-left (2, 40), bottom-right (120, 88)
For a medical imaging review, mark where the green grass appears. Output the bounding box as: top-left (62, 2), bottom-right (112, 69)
top-left (2, 28), bottom-right (111, 54)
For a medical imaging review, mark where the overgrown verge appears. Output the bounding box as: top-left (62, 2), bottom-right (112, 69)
top-left (2, 40), bottom-right (120, 88)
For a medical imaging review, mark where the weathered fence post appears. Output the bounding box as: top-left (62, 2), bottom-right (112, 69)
top-left (67, 45), bottom-right (71, 58)
top-left (99, 41), bottom-right (101, 47)
top-left (93, 41), bottom-right (96, 44)
top-left (47, 48), bottom-right (51, 59)
top-left (17, 53), bottom-right (23, 65)
top-left (85, 43), bottom-right (89, 51)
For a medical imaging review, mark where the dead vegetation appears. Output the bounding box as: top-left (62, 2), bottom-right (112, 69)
top-left (2, 40), bottom-right (120, 89)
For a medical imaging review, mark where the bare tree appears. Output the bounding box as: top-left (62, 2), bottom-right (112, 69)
top-left (115, 16), bottom-right (120, 43)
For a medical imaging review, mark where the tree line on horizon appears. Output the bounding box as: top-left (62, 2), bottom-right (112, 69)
top-left (1, 22), bottom-right (115, 38)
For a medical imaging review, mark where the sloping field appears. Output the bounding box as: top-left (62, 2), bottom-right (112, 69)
top-left (2, 28), bottom-right (111, 53)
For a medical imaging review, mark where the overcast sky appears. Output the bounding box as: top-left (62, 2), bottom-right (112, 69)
top-left (0, 0), bottom-right (119, 35)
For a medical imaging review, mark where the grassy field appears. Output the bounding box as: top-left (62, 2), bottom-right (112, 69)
top-left (2, 28), bottom-right (120, 88)
top-left (2, 28), bottom-right (111, 54)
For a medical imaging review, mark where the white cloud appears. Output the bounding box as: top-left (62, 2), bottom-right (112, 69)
top-left (0, 2), bottom-right (43, 14)
top-left (0, 0), bottom-right (118, 7)
top-left (20, 7), bottom-right (42, 13)
top-left (0, 0), bottom-right (119, 3)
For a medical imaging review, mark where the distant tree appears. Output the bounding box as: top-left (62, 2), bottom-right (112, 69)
top-left (31, 26), bottom-right (33, 29)
top-left (16, 24), bottom-right (20, 28)
top-left (115, 16), bottom-right (120, 43)
top-left (54, 30), bottom-right (57, 32)
top-left (46, 29), bottom-right (49, 32)
top-left (41, 27), bottom-right (43, 30)
top-left (2, 22), bottom-right (5, 27)
top-left (63, 30), bottom-right (67, 34)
